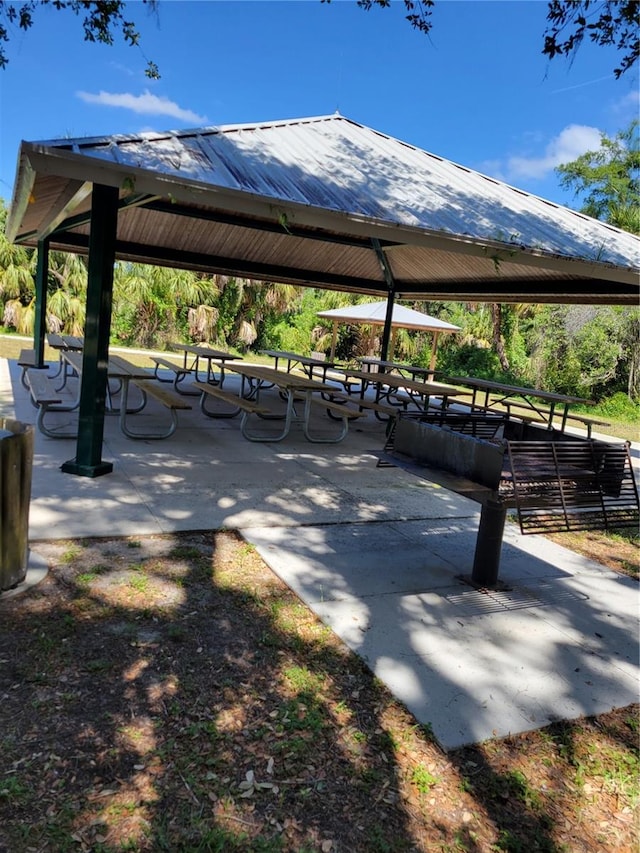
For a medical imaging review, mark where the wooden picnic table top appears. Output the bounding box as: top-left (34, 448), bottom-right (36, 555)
top-left (224, 361), bottom-right (337, 394)
top-left (47, 334), bottom-right (84, 351)
top-left (342, 369), bottom-right (470, 399)
top-left (170, 342), bottom-right (240, 360)
top-left (62, 350), bottom-right (149, 379)
top-left (260, 349), bottom-right (343, 369)
top-left (356, 357), bottom-right (434, 379)
top-left (441, 374), bottom-right (594, 406)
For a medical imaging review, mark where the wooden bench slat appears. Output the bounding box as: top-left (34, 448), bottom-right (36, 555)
top-left (24, 369), bottom-right (79, 438)
top-left (193, 381), bottom-right (272, 416)
top-left (119, 379), bottom-right (192, 440)
top-left (25, 369), bottom-right (62, 404)
top-left (151, 356), bottom-right (193, 374)
top-left (150, 356), bottom-right (196, 393)
top-left (133, 379), bottom-right (193, 410)
top-left (300, 395), bottom-right (364, 420)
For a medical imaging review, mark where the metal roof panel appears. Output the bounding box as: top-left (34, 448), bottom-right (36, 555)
top-left (24, 114), bottom-right (638, 270)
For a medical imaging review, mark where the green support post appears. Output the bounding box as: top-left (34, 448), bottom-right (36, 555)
top-left (33, 238), bottom-right (49, 367)
top-left (61, 184), bottom-right (118, 478)
top-left (371, 239), bottom-right (396, 363)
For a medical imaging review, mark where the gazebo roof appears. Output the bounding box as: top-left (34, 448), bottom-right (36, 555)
top-left (317, 301), bottom-right (460, 333)
top-left (6, 113), bottom-right (640, 304)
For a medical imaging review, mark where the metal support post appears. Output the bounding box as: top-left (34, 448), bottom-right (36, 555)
top-left (61, 183), bottom-right (118, 478)
top-left (471, 500), bottom-right (507, 588)
top-left (33, 238), bottom-right (50, 367)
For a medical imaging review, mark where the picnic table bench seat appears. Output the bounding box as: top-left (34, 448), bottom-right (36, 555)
top-left (293, 393), bottom-right (364, 443)
top-left (319, 393), bottom-right (400, 421)
top-left (24, 368), bottom-right (78, 438)
top-left (120, 379), bottom-right (193, 439)
top-left (194, 381), bottom-right (273, 418)
top-left (491, 399), bottom-right (610, 436)
top-left (150, 355), bottom-right (196, 392)
top-left (300, 394), bottom-right (365, 421)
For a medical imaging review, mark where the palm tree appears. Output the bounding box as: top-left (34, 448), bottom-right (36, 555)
top-left (0, 200), bottom-right (35, 331)
top-left (113, 263), bottom-right (220, 349)
top-left (46, 252), bottom-right (88, 335)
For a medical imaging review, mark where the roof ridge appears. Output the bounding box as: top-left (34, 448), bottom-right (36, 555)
top-left (33, 113), bottom-right (356, 150)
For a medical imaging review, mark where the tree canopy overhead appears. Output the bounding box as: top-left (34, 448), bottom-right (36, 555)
top-left (543, 0), bottom-right (639, 78)
top-left (0, 0), bottom-right (160, 77)
top-left (0, 2), bottom-right (638, 81)
top-left (323, 0), bottom-right (639, 78)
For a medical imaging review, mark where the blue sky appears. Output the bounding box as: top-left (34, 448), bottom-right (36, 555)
top-left (1, 0), bottom-right (638, 207)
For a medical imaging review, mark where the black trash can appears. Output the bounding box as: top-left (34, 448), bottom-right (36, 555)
top-left (0, 418), bottom-right (34, 591)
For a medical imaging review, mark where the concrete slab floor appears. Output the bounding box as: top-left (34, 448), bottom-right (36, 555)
top-left (2, 356), bottom-right (638, 750)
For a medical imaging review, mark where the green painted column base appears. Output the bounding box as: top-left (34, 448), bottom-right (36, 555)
top-left (60, 459), bottom-right (114, 478)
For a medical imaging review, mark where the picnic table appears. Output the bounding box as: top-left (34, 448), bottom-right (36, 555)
top-left (61, 350), bottom-right (149, 412)
top-left (356, 357), bottom-right (436, 383)
top-left (259, 349), bottom-right (345, 382)
top-left (440, 374), bottom-right (599, 433)
top-left (215, 362), bottom-right (363, 442)
top-left (168, 342), bottom-right (241, 386)
top-left (45, 333), bottom-right (84, 379)
top-left (59, 351), bottom-right (195, 439)
top-left (343, 368), bottom-right (471, 414)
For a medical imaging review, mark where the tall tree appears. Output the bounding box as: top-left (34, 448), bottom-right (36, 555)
top-left (554, 125), bottom-right (640, 398)
top-left (555, 120), bottom-right (640, 234)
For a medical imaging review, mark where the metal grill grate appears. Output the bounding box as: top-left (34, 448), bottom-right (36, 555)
top-left (506, 440), bottom-right (639, 535)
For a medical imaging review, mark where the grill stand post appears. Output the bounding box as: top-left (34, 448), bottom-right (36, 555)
top-left (471, 500), bottom-right (507, 588)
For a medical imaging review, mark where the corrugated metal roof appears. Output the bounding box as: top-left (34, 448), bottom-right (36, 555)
top-left (27, 113), bottom-right (638, 268)
top-left (6, 113), bottom-right (640, 304)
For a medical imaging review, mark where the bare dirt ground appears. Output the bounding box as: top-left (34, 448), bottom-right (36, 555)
top-left (0, 529), bottom-right (637, 853)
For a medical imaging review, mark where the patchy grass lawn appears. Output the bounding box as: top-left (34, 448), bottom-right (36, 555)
top-left (1, 530), bottom-right (637, 853)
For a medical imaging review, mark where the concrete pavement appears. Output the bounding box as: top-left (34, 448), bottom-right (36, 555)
top-left (2, 356), bottom-right (638, 749)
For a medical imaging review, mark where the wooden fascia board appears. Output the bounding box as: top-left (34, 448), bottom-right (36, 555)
top-left (140, 199), bottom-right (379, 251)
top-left (5, 154), bottom-right (37, 242)
top-left (381, 241), bottom-right (640, 288)
top-left (395, 278), bottom-right (640, 305)
top-left (39, 229), bottom-right (639, 303)
top-left (398, 291), bottom-right (640, 306)
top-left (17, 143), bottom-right (640, 287)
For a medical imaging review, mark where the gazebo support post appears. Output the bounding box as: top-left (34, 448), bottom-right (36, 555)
top-left (329, 321), bottom-right (338, 360)
top-left (371, 239), bottom-right (396, 363)
top-left (33, 238), bottom-right (50, 367)
top-left (62, 184), bottom-right (118, 478)
top-left (429, 331), bottom-right (440, 376)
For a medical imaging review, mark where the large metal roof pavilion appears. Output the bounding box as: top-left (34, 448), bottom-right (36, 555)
top-left (5, 113), bottom-right (640, 477)
top-left (7, 112), bottom-right (640, 304)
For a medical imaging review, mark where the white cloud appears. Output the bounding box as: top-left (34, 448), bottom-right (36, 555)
top-left (76, 89), bottom-right (206, 124)
top-left (611, 88), bottom-right (640, 116)
top-left (506, 125), bottom-right (603, 180)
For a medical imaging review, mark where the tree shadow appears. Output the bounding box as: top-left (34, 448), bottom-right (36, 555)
top-left (0, 530), bottom-right (474, 852)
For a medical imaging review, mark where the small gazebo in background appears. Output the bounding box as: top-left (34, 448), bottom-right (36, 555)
top-left (317, 301), bottom-right (460, 371)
